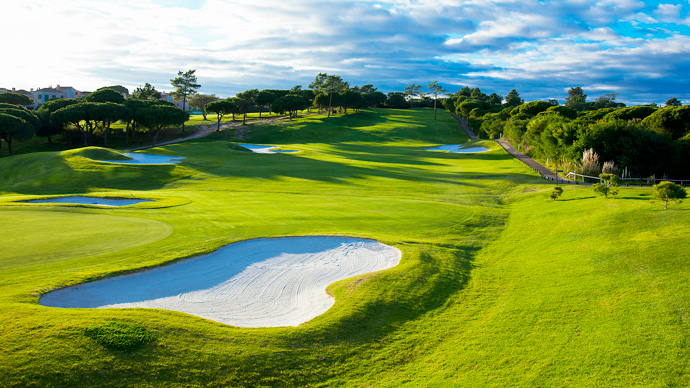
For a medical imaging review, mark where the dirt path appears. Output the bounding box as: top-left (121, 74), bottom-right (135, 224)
top-left (450, 113), bottom-right (577, 184)
top-left (125, 115), bottom-right (290, 151)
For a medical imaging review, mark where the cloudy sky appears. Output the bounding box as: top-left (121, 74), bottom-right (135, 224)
top-left (2, 0), bottom-right (689, 104)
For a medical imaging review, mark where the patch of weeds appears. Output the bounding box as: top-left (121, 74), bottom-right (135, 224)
top-left (84, 322), bottom-right (155, 351)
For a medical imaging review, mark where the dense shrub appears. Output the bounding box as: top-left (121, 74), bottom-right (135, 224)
top-left (510, 101), bottom-right (553, 117)
top-left (642, 105), bottom-right (690, 140)
top-left (84, 322), bottom-right (155, 351)
top-left (602, 106), bottom-right (656, 122)
top-left (544, 105), bottom-right (578, 120)
top-left (574, 120), bottom-right (675, 177)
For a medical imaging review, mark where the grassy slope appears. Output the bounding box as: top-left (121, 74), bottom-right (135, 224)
top-left (0, 109), bottom-right (688, 387)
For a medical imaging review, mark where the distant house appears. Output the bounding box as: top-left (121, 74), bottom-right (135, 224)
top-left (31, 87), bottom-right (67, 107)
top-left (158, 92), bottom-right (191, 110)
top-left (56, 85), bottom-right (80, 99)
top-left (0, 84), bottom-right (89, 109)
top-left (0, 84), bottom-right (191, 111)
top-left (159, 92), bottom-right (174, 103)
top-left (173, 100), bottom-right (194, 111)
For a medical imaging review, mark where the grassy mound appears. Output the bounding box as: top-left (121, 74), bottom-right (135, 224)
top-left (84, 322), bottom-right (155, 351)
top-left (65, 146), bottom-right (133, 161)
top-left (228, 142), bottom-right (252, 152)
top-left (0, 146), bottom-right (191, 195)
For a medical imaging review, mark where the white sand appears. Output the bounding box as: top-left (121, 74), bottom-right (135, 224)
top-left (40, 236), bottom-right (401, 327)
top-left (99, 153), bottom-right (185, 164)
top-left (24, 196), bottom-right (152, 207)
top-left (238, 143), bottom-right (298, 154)
top-left (426, 144), bottom-right (490, 153)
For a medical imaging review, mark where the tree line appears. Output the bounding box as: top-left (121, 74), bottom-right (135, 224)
top-left (445, 86), bottom-right (689, 179)
top-left (0, 70), bottom-right (455, 155)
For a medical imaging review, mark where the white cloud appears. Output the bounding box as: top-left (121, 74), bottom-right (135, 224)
top-left (655, 3), bottom-right (683, 21)
top-left (0, 0), bottom-right (688, 103)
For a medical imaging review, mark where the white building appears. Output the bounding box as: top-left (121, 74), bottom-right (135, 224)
top-left (0, 84), bottom-right (84, 109)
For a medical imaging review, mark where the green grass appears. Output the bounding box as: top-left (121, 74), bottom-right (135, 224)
top-left (0, 108), bottom-right (688, 387)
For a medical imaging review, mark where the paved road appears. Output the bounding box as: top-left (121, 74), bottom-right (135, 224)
top-left (450, 113), bottom-right (577, 184)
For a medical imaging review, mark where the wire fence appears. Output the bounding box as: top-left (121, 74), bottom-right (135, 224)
top-left (564, 172), bottom-right (690, 187)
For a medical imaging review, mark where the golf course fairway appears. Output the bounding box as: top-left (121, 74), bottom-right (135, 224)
top-left (1, 109), bottom-right (688, 387)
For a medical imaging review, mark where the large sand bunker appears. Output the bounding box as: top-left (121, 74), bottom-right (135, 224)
top-left (40, 236), bottom-right (401, 327)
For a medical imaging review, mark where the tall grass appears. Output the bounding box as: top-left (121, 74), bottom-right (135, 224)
top-left (580, 148), bottom-right (601, 176)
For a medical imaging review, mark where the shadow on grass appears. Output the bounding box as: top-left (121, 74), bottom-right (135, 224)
top-left (192, 147), bottom-right (545, 188)
top-left (557, 196), bottom-right (597, 202)
top-left (0, 151), bottom-right (186, 195)
top-left (245, 109), bottom-right (468, 146)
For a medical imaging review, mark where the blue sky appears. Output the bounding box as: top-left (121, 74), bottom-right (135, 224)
top-left (2, 0), bottom-right (689, 105)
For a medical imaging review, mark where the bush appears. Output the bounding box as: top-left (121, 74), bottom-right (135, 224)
top-left (593, 173), bottom-right (620, 199)
top-left (84, 322), bottom-right (155, 351)
top-left (550, 186), bottom-right (564, 201)
top-left (652, 181), bottom-right (687, 210)
top-left (602, 106), bottom-right (656, 122)
top-left (510, 101), bottom-right (553, 117)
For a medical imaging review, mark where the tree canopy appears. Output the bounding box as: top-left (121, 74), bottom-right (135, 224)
top-left (138, 105), bottom-right (189, 146)
top-left (51, 102), bottom-right (100, 146)
top-left (565, 87), bottom-right (587, 111)
top-left (272, 94), bottom-right (307, 120)
top-left (205, 99), bottom-right (236, 131)
top-left (593, 173), bottom-right (620, 199)
top-left (97, 85), bottom-right (129, 96)
top-left (404, 83), bottom-right (423, 108)
top-left (189, 94), bottom-right (217, 120)
top-left (170, 69), bottom-right (200, 124)
top-left (504, 89), bottom-right (524, 107)
top-left (0, 92), bottom-right (32, 106)
top-left (602, 105), bottom-right (656, 122)
top-left (84, 88), bottom-right (125, 104)
top-left (131, 83), bottom-right (162, 101)
top-left (511, 100), bottom-right (553, 117)
top-left (428, 81), bottom-right (447, 120)
top-left (653, 181), bottom-right (687, 209)
top-left (256, 91), bottom-right (277, 117)
top-left (665, 97), bottom-right (682, 107)
top-left (91, 102), bottom-right (130, 147)
top-left (309, 73), bottom-right (348, 117)
top-left (385, 92), bottom-right (407, 109)
top-left (0, 111), bottom-right (36, 155)
top-left (642, 105), bottom-right (690, 140)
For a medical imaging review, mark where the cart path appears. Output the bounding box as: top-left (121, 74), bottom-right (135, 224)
top-left (450, 113), bottom-right (478, 140)
top-left (125, 115), bottom-right (289, 151)
top-left (450, 113), bottom-right (576, 183)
